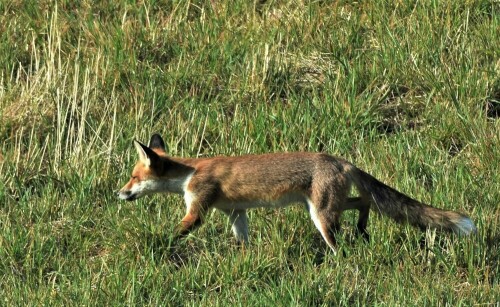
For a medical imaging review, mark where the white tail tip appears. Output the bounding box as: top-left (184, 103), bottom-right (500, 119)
top-left (454, 217), bottom-right (477, 236)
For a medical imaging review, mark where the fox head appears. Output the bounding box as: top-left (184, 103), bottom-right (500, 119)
top-left (117, 134), bottom-right (168, 201)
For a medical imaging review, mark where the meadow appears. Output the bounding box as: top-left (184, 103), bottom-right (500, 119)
top-left (0, 0), bottom-right (499, 305)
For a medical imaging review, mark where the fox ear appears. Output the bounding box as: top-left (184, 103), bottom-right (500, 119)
top-left (148, 134), bottom-right (166, 152)
top-left (133, 140), bottom-right (160, 167)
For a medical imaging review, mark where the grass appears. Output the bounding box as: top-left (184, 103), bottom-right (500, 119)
top-left (0, 0), bottom-right (499, 305)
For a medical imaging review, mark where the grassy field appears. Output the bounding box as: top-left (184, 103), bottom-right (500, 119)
top-left (0, 0), bottom-right (499, 305)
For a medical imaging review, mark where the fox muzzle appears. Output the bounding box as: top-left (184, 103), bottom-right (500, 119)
top-left (117, 190), bottom-right (137, 201)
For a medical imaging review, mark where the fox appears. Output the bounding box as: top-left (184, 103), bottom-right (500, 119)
top-left (117, 134), bottom-right (476, 253)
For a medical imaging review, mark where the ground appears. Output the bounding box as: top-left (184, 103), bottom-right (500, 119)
top-left (0, 1), bottom-right (498, 305)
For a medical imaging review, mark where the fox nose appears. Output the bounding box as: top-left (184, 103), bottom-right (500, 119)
top-left (117, 190), bottom-right (131, 198)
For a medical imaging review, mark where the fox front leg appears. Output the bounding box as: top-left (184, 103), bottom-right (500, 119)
top-left (173, 210), bottom-right (204, 240)
top-left (171, 189), bottom-right (215, 243)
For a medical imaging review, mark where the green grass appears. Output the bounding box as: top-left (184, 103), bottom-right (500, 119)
top-left (0, 0), bottom-right (499, 305)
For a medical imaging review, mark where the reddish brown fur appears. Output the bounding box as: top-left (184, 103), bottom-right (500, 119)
top-left (118, 135), bottom-right (476, 252)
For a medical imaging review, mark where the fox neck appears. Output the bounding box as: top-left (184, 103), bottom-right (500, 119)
top-left (152, 157), bottom-right (195, 194)
top-left (153, 171), bottom-right (194, 194)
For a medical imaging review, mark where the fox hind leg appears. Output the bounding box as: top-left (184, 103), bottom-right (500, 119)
top-left (346, 197), bottom-right (371, 240)
top-left (307, 199), bottom-right (342, 254)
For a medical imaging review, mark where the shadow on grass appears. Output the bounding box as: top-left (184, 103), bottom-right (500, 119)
top-left (285, 229), bottom-right (371, 268)
top-left (133, 231), bottom-right (203, 269)
top-left (484, 229), bottom-right (500, 285)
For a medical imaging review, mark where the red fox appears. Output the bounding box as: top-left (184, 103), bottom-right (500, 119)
top-left (118, 134), bottom-right (476, 253)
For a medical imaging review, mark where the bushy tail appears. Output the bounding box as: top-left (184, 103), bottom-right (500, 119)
top-left (350, 167), bottom-right (476, 235)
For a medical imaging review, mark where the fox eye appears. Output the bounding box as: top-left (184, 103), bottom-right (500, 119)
top-left (131, 176), bottom-right (138, 180)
